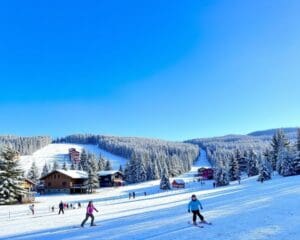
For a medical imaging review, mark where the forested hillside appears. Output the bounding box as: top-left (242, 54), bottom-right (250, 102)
top-left (56, 134), bottom-right (200, 183)
top-left (0, 136), bottom-right (51, 155)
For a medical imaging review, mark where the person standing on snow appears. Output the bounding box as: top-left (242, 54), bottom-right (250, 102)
top-left (29, 204), bottom-right (35, 215)
top-left (58, 201), bottom-right (64, 215)
top-left (188, 194), bottom-right (208, 225)
top-left (81, 201), bottom-right (99, 227)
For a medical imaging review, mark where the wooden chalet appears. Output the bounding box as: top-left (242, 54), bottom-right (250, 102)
top-left (40, 170), bottom-right (88, 194)
top-left (172, 179), bottom-right (185, 188)
top-left (19, 178), bottom-right (36, 203)
top-left (98, 170), bottom-right (124, 187)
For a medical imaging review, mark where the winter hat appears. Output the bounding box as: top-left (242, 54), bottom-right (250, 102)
top-left (191, 194), bottom-right (196, 198)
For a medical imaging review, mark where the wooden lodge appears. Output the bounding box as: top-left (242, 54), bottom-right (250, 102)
top-left (98, 170), bottom-right (124, 187)
top-left (19, 178), bottom-right (36, 203)
top-left (69, 148), bottom-right (80, 164)
top-left (40, 170), bottom-right (88, 194)
top-left (197, 167), bottom-right (214, 180)
top-left (172, 179), bottom-right (185, 188)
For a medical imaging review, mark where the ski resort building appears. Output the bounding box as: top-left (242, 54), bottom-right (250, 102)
top-left (98, 170), bottom-right (124, 187)
top-left (19, 178), bottom-right (36, 203)
top-left (197, 167), bottom-right (214, 180)
top-left (69, 148), bottom-right (80, 164)
top-left (172, 179), bottom-right (185, 188)
top-left (40, 170), bottom-right (88, 194)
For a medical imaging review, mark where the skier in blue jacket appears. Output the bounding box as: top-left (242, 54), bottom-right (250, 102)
top-left (188, 194), bottom-right (208, 225)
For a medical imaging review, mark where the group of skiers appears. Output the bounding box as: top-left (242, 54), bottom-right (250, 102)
top-left (28, 193), bottom-right (208, 227)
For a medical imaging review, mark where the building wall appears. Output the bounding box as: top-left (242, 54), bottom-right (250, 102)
top-left (44, 172), bottom-right (73, 189)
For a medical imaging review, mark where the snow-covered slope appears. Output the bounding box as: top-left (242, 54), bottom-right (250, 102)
top-left (1, 151), bottom-right (300, 240)
top-left (19, 143), bottom-right (127, 174)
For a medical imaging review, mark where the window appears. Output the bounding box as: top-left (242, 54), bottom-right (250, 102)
top-left (48, 182), bottom-right (51, 187)
top-left (62, 182), bottom-right (66, 187)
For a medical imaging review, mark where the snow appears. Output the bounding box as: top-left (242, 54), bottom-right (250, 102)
top-left (19, 144), bottom-right (128, 174)
top-left (1, 149), bottom-right (300, 240)
top-left (98, 170), bottom-right (121, 176)
top-left (41, 170), bottom-right (88, 179)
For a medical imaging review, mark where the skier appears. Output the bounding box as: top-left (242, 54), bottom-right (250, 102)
top-left (81, 201), bottom-right (99, 227)
top-left (29, 204), bottom-right (35, 215)
top-left (58, 201), bottom-right (64, 215)
top-left (132, 192), bottom-right (136, 199)
top-left (188, 194), bottom-right (208, 225)
top-left (129, 192), bottom-right (132, 200)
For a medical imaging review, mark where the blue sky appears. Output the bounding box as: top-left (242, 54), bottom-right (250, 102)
top-left (0, 0), bottom-right (299, 140)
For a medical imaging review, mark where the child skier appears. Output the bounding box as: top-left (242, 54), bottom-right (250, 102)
top-left (81, 201), bottom-right (99, 227)
top-left (188, 194), bottom-right (208, 225)
top-left (29, 204), bottom-right (35, 215)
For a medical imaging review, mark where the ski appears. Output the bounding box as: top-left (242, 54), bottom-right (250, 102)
top-left (188, 221), bottom-right (204, 228)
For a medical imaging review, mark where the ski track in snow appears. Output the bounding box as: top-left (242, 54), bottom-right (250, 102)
top-left (1, 149), bottom-right (300, 240)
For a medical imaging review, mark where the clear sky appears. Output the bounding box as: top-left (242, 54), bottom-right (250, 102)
top-left (0, 0), bottom-right (299, 140)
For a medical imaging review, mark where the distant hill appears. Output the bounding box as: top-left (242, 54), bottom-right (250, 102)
top-left (248, 127), bottom-right (298, 140)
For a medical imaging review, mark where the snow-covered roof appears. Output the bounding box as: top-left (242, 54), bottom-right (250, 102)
top-left (97, 170), bottom-right (122, 176)
top-left (173, 179), bottom-right (185, 184)
top-left (41, 170), bottom-right (88, 180)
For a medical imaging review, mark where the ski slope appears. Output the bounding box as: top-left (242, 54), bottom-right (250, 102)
top-left (19, 143), bottom-right (127, 174)
top-left (1, 150), bottom-right (300, 240)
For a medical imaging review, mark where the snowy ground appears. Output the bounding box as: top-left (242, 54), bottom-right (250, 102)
top-left (19, 143), bottom-right (127, 174)
top-left (2, 150), bottom-right (300, 240)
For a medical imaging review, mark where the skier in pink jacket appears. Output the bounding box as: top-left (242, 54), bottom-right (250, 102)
top-left (81, 201), bottom-right (99, 227)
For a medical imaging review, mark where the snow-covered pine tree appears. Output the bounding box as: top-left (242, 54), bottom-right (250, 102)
top-left (279, 148), bottom-right (295, 177)
top-left (270, 129), bottom-right (290, 170)
top-left (97, 155), bottom-right (106, 171)
top-left (294, 129), bottom-right (300, 174)
top-left (0, 147), bottom-right (25, 205)
top-left (52, 161), bottom-right (59, 171)
top-left (136, 157), bottom-right (147, 183)
top-left (214, 163), bottom-right (230, 186)
top-left (89, 157), bottom-right (98, 172)
top-left (27, 161), bottom-right (39, 182)
top-left (160, 169), bottom-right (171, 190)
top-left (41, 163), bottom-right (50, 177)
top-left (247, 150), bottom-right (259, 176)
top-left (87, 169), bottom-right (99, 193)
top-left (119, 165), bottom-right (123, 172)
top-left (70, 163), bottom-right (76, 170)
top-left (257, 155), bottom-right (272, 182)
top-left (229, 154), bottom-right (240, 181)
top-left (80, 149), bottom-right (89, 171)
top-left (104, 160), bottom-right (113, 171)
top-left (62, 161), bottom-right (68, 171)
top-left (235, 149), bottom-right (247, 172)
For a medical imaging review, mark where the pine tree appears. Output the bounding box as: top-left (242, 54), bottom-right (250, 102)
top-left (278, 148), bottom-right (295, 176)
top-left (228, 154), bottom-right (240, 181)
top-left (97, 155), bottom-right (106, 171)
top-left (104, 160), bottom-right (113, 171)
top-left (294, 129), bottom-right (300, 174)
top-left (87, 169), bottom-right (99, 193)
top-left (41, 163), bottom-right (49, 177)
top-left (160, 169), bottom-right (171, 190)
top-left (62, 161), bottom-right (68, 171)
top-left (119, 165), bottom-right (123, 172)
top-left (257, 155), bottom-right (272, 182)
top-left (247, 150), bottom-right (259, 177)
top-left (70, 163), bottom-right (76, 170)
top-left (270, 129), bottom-right (290, 170)
top-left (80, 149), bottom-right (89, 171)
top-left (27, 161), bottom-right (39, 182)
top-left (214, 163), bottom-right (230, 186)
top-left (52, 161), bottom-right (59, 171)
top-left (0, 147), bottom-right (25, 205)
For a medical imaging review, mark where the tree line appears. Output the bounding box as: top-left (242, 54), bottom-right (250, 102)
top-left (0, 136), bottom-right (51, 155)
top-left (55, 134), bottom-right (200, 183)
top-left (190, 129), bottom-right (300, 186)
